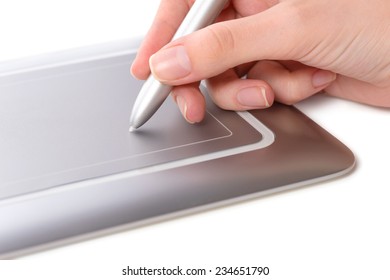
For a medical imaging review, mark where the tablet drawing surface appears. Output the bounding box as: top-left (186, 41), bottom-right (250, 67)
top-left (0, 54), bottom-right (272, 200)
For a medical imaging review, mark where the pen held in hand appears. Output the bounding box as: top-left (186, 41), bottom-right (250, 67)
top-left (129, 0), bottom-right (229, 131)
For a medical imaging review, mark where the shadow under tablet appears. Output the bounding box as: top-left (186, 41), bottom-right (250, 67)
top-left (0, 40), bottom-right (355, 258)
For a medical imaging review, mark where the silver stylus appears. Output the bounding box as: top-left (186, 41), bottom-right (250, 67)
top-left (129, 0), bottom-right (229, 131)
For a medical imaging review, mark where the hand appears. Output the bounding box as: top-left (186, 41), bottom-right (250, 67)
top-left (131, 0), bottom-right (390, 123)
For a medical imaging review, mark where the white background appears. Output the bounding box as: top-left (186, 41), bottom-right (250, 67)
top-left (1, 1), bottom-right (389, 279)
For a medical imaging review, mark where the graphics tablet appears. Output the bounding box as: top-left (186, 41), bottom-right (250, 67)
top-left (0, 38), bottom-right (355, 258)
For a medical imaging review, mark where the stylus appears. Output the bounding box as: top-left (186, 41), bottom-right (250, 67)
top-left (129, 0), bottom-right (229, 131)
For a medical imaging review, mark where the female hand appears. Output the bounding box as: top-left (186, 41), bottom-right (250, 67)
top-left (131, 0), bottom-right (390, 123)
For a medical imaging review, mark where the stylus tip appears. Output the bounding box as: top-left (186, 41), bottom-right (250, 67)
top-left (129, 126), bottom-right (136, 132)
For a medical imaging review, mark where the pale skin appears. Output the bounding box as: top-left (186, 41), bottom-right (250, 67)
top-left (131, 0), bottom-right (390, 124)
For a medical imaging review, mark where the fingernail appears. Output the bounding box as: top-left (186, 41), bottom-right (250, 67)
top-left (176, 96), bottom-right (195, 124)
top-left (237, 87), bottom-right (270, 108)
top-left (150, 46), bottom-right (192, 81)
top-left (312, 70), bottom-right (337, 88)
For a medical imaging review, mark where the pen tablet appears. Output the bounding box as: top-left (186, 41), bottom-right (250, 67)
top-left (0, 39), bottom-right (355, 258)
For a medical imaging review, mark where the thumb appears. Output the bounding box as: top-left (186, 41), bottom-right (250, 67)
top-left (149, 3), bottom-right (308, 85)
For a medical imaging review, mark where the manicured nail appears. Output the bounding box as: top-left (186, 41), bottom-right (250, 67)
top-left (312, 70), bottom-right (337, 88)
top-left (176, 96), bottom-right (195, 124)
top-left (237, 87), bottom-right (270, 108)
top-left (150, 46), bottom-right (192, 81)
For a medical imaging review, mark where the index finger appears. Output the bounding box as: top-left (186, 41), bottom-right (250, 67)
top-left (131, 0), bottom-right (194, 79)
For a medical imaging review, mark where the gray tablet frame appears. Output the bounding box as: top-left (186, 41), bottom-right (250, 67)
top-left (0, 38), bottom-right (355, 258)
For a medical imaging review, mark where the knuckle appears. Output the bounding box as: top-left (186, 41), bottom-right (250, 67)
top-left (203, 23), bottom-right (236, 61)
top-left (279, 77), bottom-right (301, 105)
top-left (209, 91), bottom-right (228, 109)
top-left (208, 89), bottom-right (234, 111)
